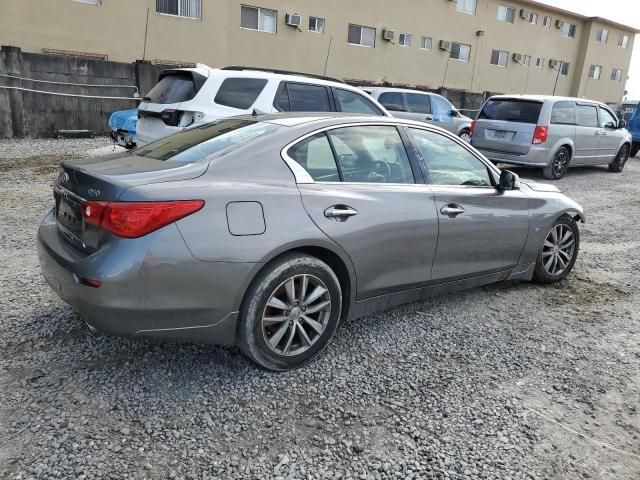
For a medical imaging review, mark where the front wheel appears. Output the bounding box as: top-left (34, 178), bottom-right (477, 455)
top-left (543, 147), bottom-right (570, 180)
top-left (459, 129), bottom-right (471, 143)
top-left (533, 217), bottom-right (580, 284)
top-left (238, 253), bottom-right (342, 371)
top-left (631, 143), bottom-right (640, 158)
top-left (608, 144), bottom-right (630, 173)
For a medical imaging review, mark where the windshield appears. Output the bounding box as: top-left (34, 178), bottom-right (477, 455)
top-left (133, 118), bottom-right (284, 163)
top-left (479, 99), bottom-right (543, 124)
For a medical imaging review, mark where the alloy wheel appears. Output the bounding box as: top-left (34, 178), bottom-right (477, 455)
top-left (460, 131), bottom-right (471, 143)
top-left (261, 274), bottom-right (332, 356)
top-left (542, 224), bottom-right (576, 276)
top-left (552, 149), bottom-right (569, 177)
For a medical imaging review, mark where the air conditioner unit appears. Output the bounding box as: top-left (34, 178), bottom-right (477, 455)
top-left (439, 40), bottom-right (451, 51)
top-left (382, 29), bottom-right (395, 41)
top-left (549, 59), bottom-right (560, 68)
top-left (285, 13), bottom-right (302, 27)
top-left (512, 53), bottom-right (523, 63)
top-left (520, 9), bottom-right (529, 19)
top-left (555, 20), bottom-right (565, 29)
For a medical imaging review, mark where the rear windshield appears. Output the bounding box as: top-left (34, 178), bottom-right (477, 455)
top-left (133, 119), bottom-right (283, 163)
top-left (479, 99), bottom-right (543, 124)
top-left (144, 72), bottom-right (206, 104)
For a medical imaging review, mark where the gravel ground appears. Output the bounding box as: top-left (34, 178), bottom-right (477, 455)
top-left (0, 138), bottom-right (638, 480)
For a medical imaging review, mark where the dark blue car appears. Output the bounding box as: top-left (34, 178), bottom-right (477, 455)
top-left (109, 109), bottom-right (138, 149)
top-left (627, 104), bottom-right (640, 157)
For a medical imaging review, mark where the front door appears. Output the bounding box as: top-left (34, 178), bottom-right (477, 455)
top-left (406, 127), bottom-right (530, 280)
top-left (597, 106), bottom-right (624, 162)
top-left (287, 124), bottom-right (439, 298)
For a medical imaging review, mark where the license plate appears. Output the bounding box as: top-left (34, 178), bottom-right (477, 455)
top-left (56, 195), bottom-right (83, 240)
top-left (494, 130), bottom-right (507, 139)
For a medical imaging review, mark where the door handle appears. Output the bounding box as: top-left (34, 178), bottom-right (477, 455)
top-left (440, 204), bottom-right (465, 217)
top-left (425, 114), bottom-right (433, 121)
top-left (324, 205), bottom-right (358, 222)
top-left (601, 131), bottom-right (608, 136)
top-left (594, 131), bottom-right (601, 135)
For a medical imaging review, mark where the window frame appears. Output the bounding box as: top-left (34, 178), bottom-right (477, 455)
top-left (561, 22), bottom-right (577, 38)
top-left (490, 49), bottom-right (509, 67)
top-left (240, 5), bottom-right (277, 33)
top-left (596, 28), bottom-right (609, 43)
top-left (560, 62), bottom-right (570, 76)
top-left (619, 34), bottom-right (630, 48)
top-left (73, 0), bottom-right (101, 5)
top-left (527, 12), bottom-right (538, 24)
top-left (497, 5), bottom-right (516, 24)
top-left (398, 33), bottom-right (412, 47)
top-left (588, 65), bottom-right (602, 80)
top-left (535, 57), bottom-right (545, 68)
top-left (309, 16), bottom-right (325, 33)
top-left (450, 42), bottom-right (471, 62)
top-left (420, 36), bottom-right (433, 50)
top-left (347, 23), bottom-right (376, 48)
top-left (456, 0), bottom-right (477, 15)
top-left (157, 0), bottom-right (202, 20)
top-left (543, 16), bottom-right (552, 28)
top-left (611, 69), bottom-right (623, 82)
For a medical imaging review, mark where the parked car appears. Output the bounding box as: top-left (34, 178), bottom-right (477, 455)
top-left (363, 87), bottom-right (473, 141)
top-left (471, 95), bottom-right (631, 179)
top-left (626, 103), bottom-right (640, 157)
top-left (108, 109), bottom-right (138, 149)
top-left (136, 66), bottom-right (390, 146)
top-left (38, 114), bottom-right (584, 371)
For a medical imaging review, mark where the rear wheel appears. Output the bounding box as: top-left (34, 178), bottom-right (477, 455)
top-left (238, 253), bottom-right (342, 371)
top-left (609, 144), bottom-right (630, 173)
top-left (543, 147), bottom-right (570, 180)
top-left (631, 143), bottom-right (640, 158)
top-left (459, 129), bottom-right (471, 143)
top-left (533, 217), bottom-right (579, 284)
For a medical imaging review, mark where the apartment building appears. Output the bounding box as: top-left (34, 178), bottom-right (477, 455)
top-left (1, 0), bottom-right (637, 104)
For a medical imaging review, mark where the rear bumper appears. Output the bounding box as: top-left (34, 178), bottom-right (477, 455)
top-left (37, 210), bottom-right (257, 346)
top-left (475, 146), bottom-right (550, 167)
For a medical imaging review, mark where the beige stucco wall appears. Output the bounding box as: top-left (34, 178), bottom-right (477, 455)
top-left (0, 0), bottom-right (635, 104)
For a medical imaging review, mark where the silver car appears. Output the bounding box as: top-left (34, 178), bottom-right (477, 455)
top-left (471, 95), bottom-right (632, 179)
top-left (38, 114), bottom-right (584, 371)
top-left (364, 87), bottom-right (473, 141)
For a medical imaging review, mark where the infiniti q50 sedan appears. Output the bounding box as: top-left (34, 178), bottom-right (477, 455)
top-left (38, 114), bottom-right (584, 370)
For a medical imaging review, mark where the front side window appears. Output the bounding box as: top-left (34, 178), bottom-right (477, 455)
top-left (619, 34), bottom-right (630, 48)
top-left (276, 83), bottom-right (332, 112)
top-left (399, 33), bottom-right (412, 47)
top-left (456, 0), bottom-right (476, 15)
top-left (348, 24), bottom-right (376, 47)
top-left (407, 128), bottom-right (492, 187)
top-left (497, 6), bottom-right (516, 23)
top-left (309, 16), bottom-right (325, 33)
top-left (157, 0), bottom-right (201, 19)
top-left (550, 101), bottom-right (576, 125)
top-left (328, 126), bottom-right (415, 184)
top-left (599, 107), bottom-right (618, 129)
top-left (575, 104), bottom-right (599, 128)
top-left (450, 42), bottom-right (471, 61)
top-left (334, 89), bottom-right (384, 115)
top-left (490, 49), bottom-right (509, 67)
top-left (420, 36), bottom-right (432, 50)
top-left (611, 69), bottom-right (623, 82)
top-left (543, 16), bottom-right (552, 27)
top-left (214, 78), bottom-right (267, 109)
top-left (405, 93), bottom-right (430, 114)
top-left (561, 23), bottom-right (577, 38)
top-left (588, 65), bottom-right (602, 80)
top-left (431, 95), bottom-right (454, 120)
top-left (596, 29), bottom-right (609, 43)
top-left (288, 133), bottom-right (340, 182)
top-left (240, 5), bottom-right (277, 33)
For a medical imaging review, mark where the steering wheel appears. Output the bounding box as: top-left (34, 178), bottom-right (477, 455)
top-left (372, 160), bottom-right (392, 180)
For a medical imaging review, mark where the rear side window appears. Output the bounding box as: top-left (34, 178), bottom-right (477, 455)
top-left (334, 88), bottom-right (383, 115)
top-left (145, 72), bottom-right (205, 104)
top-left (479, 99), bottom-right (543, 124)
top-left (288, 133), bottom-right (340, 181)
top-left (214, 78), bottom-right (268, 109)
top-left (275, 83), bottom-right (332, 112)
top-left (406, 93), bottom-right (430, 114)
top-left (575, 104), bottom-right (599, 127)
top-left (551, 101), bottom-right (576, 125)
top-left (378, 92), bottom-right (404, 111)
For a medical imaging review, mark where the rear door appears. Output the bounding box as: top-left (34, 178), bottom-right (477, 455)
top-left (403, 92), bottom-right (433, 124)
top-left (273, 82), bottom-right (334, 112)
top-left (574, 103), bottom-right (601, 164)
top-left (597, 106), bottom-right (624, 162)
top-left (406, 127), bottom-right (530, 280)
top-left (287, 124), bottom-right (439, 298)
top-left (472, 98), bottom-right (543, 155)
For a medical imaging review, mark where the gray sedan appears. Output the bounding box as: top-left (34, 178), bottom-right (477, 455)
top-left (38, 114), bottom-right (584, 370)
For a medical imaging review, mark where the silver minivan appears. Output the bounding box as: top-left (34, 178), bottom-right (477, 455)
top-left (471, 95), bottom-right (631, 179)
top-left (364, 87), bottom-right (473, 141)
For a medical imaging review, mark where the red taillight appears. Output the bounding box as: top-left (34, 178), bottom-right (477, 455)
top-left (161, 109), bottom-right (182, 126)
top-left (469, 120), bottom-right (476, 135)
top-left (82, 200), bottom-right (204, 238)
top-left (532, 126), bottom-right (548, 144)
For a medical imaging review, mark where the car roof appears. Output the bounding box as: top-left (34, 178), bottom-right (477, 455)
top-left (365, 87), bottom-right (437, 96)
top-left (488, 94), bottom-right (607, 107)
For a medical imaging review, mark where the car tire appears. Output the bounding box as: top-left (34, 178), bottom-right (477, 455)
top-left (238, 253), bottom-right (342, 371)
top-left (608, 144), bottom-right (630, 173)
top-left (459, 129), bottom-right (471, 143)
top-left (533, 216), bottom-right (580, 284)
top-left (543, 146), bottom-right (571, 180)
top-left (631, 143), bottom-right (640, 158)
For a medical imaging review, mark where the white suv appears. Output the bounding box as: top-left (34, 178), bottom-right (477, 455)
top-left (136, 66), bottom-right (390, 146)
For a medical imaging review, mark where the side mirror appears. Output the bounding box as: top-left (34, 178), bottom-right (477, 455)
top-left (449, 109), bottom-right (458, 117)
top-left (498, 170), bottom-right (520, 191)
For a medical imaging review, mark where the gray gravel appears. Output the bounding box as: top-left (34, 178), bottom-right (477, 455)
top-left (1, 138), bottom-right (639, 480)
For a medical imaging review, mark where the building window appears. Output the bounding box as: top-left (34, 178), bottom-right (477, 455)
top-left (611, 69), bottom-right (623, 81)
top-left (348, 24), bottom-right (376, 47)
top-left (497, 6), bottom-right (516, 23)
top-left (456, 0), bottom-right (476, 15)
top-left (526, 12), bottom-right (538, 24)
top-left (543, 16), bottom-right (552, 27)
top-left (241, 5), bottom-right (277, 32)
top-left (560, 62), bottom-right (570, 76)
top-left (450, 42), bottom-right (471, 62)
top-left (309, 16), bottom-right (325, 33)
top-left (399, 33), bottom-right (412, 47)
top-left (420, 36), bottom-right (433, 50)
top-left (73, 0), bottom-right (101, 4)
top-left (157, 0), bottom-right (201, 19)
top-left (588, 65), bottom-right (602, 80)
top-left (596, 29), bottom-right (608, 43)
top-left (561, 22), bottom-right (577, 38)
top-left (522, 55), bottom-right (531, 66)
top-left (490, 49), bottom-right (509, 67)
top-left (619, 34), bottom-right (630, 48)
top-left (535, 57), bottom-right (545, 68)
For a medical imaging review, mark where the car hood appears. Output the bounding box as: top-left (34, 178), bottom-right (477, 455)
top-left (521, 180), bottom-right (561, 193)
